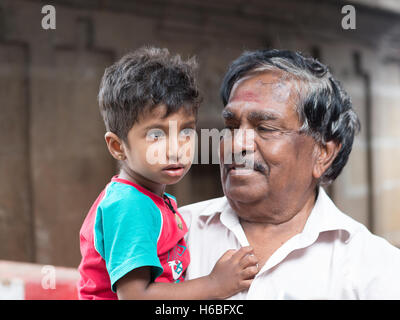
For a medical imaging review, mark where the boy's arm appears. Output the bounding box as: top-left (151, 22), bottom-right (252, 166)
top-left (116, 246), bottom-right (258, 300)
top-left (116, 267), bottom-right (217, 300)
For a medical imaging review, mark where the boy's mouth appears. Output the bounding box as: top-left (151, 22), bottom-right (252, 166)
top-left (162, 163), bottom-right (185, 177)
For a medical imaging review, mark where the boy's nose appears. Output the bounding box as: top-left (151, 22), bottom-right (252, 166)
top-left (167, 138), bottom-right (179, 163)
top-left (166, 120), bottom-right (180, 163)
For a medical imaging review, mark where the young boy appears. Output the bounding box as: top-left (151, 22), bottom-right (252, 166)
top-left (77, 47), bottom-right (258, 299)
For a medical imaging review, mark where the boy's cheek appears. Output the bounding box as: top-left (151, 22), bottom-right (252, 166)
top-left (144, 140), bottom-right (168, 165)
top-left (178, 141), bottom-right (196, 165)
top-left (142, 139), bottom-right (196, 166)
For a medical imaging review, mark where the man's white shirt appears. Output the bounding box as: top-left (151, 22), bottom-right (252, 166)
top-left (179, 187), bottom-right (400, 299)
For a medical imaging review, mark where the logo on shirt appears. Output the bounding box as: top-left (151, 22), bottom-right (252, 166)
top-left (167, 244), bottom-right (187, 282)
top-left (167, 260), bottom-right (184, 281)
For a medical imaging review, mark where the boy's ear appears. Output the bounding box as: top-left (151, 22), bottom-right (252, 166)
top-left (104, 132), bottom-right (126, 160)
top-left (312, 140), bottom-right (341, 180)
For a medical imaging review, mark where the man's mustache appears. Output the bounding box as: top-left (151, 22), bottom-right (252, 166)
top-left (254, 161), bottom-right (267, 172)
top-left (223, 152), bottom-right (268, 173)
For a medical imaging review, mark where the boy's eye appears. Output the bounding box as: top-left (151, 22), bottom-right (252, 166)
top-left (146, 128), bottom-right (166, 141)
top-left (179, 128), bottom-right (195, 138)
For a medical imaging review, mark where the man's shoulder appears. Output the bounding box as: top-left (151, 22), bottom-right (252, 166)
top-left (179, 196), bottom-right (227, 216)
top-left (178, 196), bottom-right (227, 226)
top-left (348, 223), bottom-right (400, 257)
top-left (313, 188), bottom-right (400, 260)
top-left (327, 200), bottom-right (400, 257)
top-left (339, 213), bottom-right (400, 283)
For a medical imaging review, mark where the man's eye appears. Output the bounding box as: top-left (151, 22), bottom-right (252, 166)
top-left (147, 129), bottom-right (166, 140)
top-left (257, 126), bottom-right (276, 132)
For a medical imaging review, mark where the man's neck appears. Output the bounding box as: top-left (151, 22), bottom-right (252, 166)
top-left (237, 187), bottom-right (318, 268)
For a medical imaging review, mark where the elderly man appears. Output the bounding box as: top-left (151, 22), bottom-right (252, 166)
top-left (179, 49), bottom-right (400, 299)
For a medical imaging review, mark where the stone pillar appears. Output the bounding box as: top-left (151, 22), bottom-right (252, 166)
top-left (0, 42), bottom-right (34, 262)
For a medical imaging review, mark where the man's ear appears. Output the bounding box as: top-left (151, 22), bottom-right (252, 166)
top-left (312, 140), bottom-right (341, 180)
top-left (104, 132), bottom-right (126, 160)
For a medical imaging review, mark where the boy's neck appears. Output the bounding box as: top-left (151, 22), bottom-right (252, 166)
top-left (118, 168), bottom-right (166, 198)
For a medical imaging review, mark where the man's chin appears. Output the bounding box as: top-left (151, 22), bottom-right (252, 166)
top-left (224, 184), bottom-right (265, 204)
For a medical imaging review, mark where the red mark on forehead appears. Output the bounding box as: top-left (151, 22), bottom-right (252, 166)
top-left (230, 90), bottom-right (261, 103)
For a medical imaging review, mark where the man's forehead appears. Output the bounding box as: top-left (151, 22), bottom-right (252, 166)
top-left (229, 74), bottom-right (295, 105)
top-left (222, 101), bottom-right (283, 120)
top-left (223, 104), bottom-right (304, 132)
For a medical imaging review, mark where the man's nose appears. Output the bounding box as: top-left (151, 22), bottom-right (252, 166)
top-left (232, 128), bottom-right (255, 155)
top-left (219, 127), bottom-right (255, 166)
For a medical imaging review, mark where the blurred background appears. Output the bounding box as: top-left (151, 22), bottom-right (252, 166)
top-left (0, 0), bottom-right (399, 274)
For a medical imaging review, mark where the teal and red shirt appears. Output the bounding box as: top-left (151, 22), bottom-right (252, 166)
top-left (77, 176), bottom-right (190, 299)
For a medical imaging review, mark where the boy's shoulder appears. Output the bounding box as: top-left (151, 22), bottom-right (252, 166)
top-left (99, 181), bottom-right (160, 213)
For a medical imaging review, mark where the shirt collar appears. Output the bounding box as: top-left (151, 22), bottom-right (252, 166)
top-left (303, 187), bottom-right (356, 241)
top-left (199, 186), bottom-right (356, 245)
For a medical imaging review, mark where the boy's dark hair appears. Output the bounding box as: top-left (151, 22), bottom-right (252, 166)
top-left (98, 47), bottom-right (201, 142)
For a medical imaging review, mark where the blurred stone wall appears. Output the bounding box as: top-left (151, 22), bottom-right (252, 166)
top-left (0, 0), bottom-right (399, 267)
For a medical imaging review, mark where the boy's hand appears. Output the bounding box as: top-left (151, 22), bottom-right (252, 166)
top-left (207, 246), bottom-right (259, 299)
